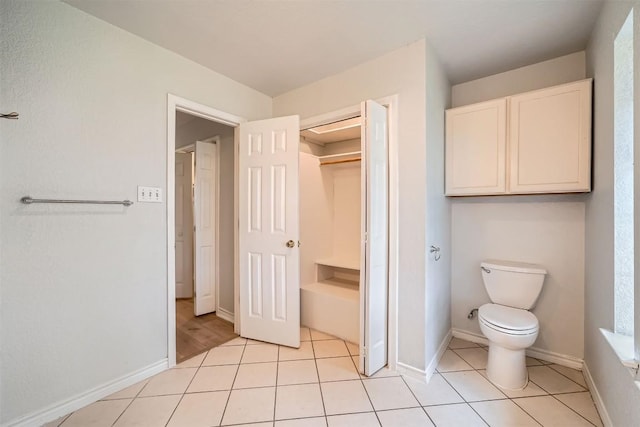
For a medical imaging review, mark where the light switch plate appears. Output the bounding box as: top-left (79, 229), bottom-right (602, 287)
top-left (137, 186), bottom-right (162, 203)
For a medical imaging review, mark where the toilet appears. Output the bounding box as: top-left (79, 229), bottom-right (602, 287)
top-left (478, 259), bottom-right (547, 390)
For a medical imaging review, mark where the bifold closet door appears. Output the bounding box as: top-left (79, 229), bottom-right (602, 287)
top-left (360, 100), bottom-right (388, 376)
top-left (194, 140), bottom-right (217, 316)
top-left (238, 115), bottom-right (301, 349)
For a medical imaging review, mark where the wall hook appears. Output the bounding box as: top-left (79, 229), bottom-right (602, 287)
top-left (429, 245), bottom-right (441, 261)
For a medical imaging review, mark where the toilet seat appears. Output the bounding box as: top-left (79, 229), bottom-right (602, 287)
top-left (479, 304), bottom-right (538, 335)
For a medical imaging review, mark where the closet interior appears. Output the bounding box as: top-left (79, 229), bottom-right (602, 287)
top-left (299, 116), bottom-right (362, 345)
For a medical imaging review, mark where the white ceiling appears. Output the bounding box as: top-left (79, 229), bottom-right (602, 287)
top-left (64, 0), bottom-right (604, 97)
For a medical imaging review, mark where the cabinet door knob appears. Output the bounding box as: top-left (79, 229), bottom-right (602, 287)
top-left (286, 240), bottom-right (295, 248)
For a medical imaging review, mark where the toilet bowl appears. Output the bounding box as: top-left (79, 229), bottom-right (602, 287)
top-left (478, 260), bottom-right (546, 390)
top-left (478, 303), bottom-right (539, 390)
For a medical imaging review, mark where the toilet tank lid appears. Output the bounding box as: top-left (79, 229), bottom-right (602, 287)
top-left (481, 260), bottom-right (546, 275)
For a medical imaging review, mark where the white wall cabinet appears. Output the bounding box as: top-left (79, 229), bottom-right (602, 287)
top-left (445, 79), bottom-right (592, 196)
top-left (445, 99), bottom-right (507, 195)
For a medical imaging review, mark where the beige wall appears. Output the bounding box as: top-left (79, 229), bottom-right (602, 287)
top-left (584, 1), bottom-right (640, 425)
top-left (450, 52), bottom-right (588, 361)
top-left (0, 1), bottom-right (271, 424)
top-left (275, 39), bottom-right (452, 373)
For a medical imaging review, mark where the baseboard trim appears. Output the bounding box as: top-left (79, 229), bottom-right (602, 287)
top-left (452, 328), bottom-right (583, 370)
top-left (582, 361), bottom-right (613, 427)
top-left (396, 361), bottom-right (428, 382)
top-left (216, 307), bottom-right (234, 324)
top-left (396, 330), bottom-right (452, 384)
top-left (424, 329), bottom-right (452, 382)
top-left (4, 359), bottom-right (168, 427)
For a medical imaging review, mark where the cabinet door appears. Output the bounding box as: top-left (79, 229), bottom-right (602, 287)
top-left (509, 79), bottom-right (592, 194)
top-left (445, 99), bottom-right (507, 195)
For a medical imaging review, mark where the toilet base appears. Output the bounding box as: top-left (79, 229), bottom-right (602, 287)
top-left (486, 344), bottom-right (528, 390)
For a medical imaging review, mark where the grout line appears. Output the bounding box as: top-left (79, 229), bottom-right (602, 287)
top-left (162, 361), bottom-right (204, 426)
top-left (271, 345), bottom-right (280, 422)
top-left (510, 396), bottom-right (548, 427)
top-left (218, 342), bottom-right (247, 425)
top-left (549, 393), bottom-right (600, 427)
top-left (545, 364), bottom-right (589, 390)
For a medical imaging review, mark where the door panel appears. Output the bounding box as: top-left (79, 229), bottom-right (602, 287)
top-left (360, 100), bottom-right (389, 376)
top-left (239, 116), bottom-right (300, 348)
top-left (194, 140), bottom-right (217, 316)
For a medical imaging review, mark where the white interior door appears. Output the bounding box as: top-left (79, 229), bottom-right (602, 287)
top-left (194, 140), bottom-right (217, 316)
top-left (239, 115), bottom-right (301, 348)
top-left (360, 100), bottom-right (389, 376)
top-left (175, 152), bottom-right (194, 299)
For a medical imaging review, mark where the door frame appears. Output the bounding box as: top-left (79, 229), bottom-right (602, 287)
top-left (167, 94), bottom-right (245, 367)
top-left (299, 94), bottom-right (399, 372)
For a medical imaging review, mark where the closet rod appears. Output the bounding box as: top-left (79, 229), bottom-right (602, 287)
top-left (319, 158), bottom-right (362, 166)
top-left (21, 196), bottom-right (134, 206)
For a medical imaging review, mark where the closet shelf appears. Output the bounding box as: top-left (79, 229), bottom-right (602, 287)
top-left (316, 258), bottom-right (360, 271)
top-left (318, 151), bottom-right (362, 166)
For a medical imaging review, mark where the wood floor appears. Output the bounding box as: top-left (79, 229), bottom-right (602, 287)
top-left (176, 298), bottom-right (237, 364)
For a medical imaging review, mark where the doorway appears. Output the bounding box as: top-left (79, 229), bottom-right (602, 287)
top-left (166, 95), bottom-right (399, 373)
top-left (173, 111), bottom-right (238, 363)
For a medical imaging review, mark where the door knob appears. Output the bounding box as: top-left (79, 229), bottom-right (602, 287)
top-left (286, 240), bottom-right (295, 248)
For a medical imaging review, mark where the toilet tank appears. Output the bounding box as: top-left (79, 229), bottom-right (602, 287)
top-left (481, 260), bottom-right (547, 310)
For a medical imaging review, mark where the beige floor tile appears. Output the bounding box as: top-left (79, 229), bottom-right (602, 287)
top-left (221, 387), bottom-right (276, 425)
top-left (313, 340), bottom-right (350, 358)
top-left (275, 383), bottom-right (325, 420)
top-left (300, 327), bottom-right (312, 342)
top-left (525, 356), bottom-right (543, 366)
top-left (362, 377), bottom-right (419, 411)
top-left (448, 337), bottom-right (481, 349)
top-left (202, 345), bottom-right (244, 366)
top-left (43, 414), bottom-right (70, 427)
top-left (310, 329), bottom-right (338, 340)
top-left (424, 403), bottom-right (487, 427)
top-left (234, 362), bottom-right (278, 389)
top-left (113, 395), bottom-right (181, 427)
top-left (363, 366), bottom-right (400, 379)
top-left (346, 341), bottom-right (359, 356)
top-left (477, 370), bottom-right (547, 398)
top-left (138, 368), bottom-right (197, 397)
top-left (61, 400), bottom-right (131, 427)
top-left (166, 390), bottom-right (229, 427)
top-left (513, 395), bottom-right (593, 426)
top-left (437, 350), bottom-right (474, 372)
top-left (377, 408), bottom-right (434, 427)
top-left (548, 364), bottom-right (588, 387)
top-left (470, 399), bottom-right (539, 426)
top-left (279, 341), bottom-right (314, 361)
top-left (177, 352), bottom-right (207, 368)
top-left (316, 357), bottom-right (360, 382)
top-left (554, 392), bottom-right (603, 427)
top-left (320, 380), bottom-right (373, 415)
top-left (187, 365), bottom-right (238, 392)
top-left (276, 417), bottom-right (326, 427)
top-left (278, 359), bottom-right (319, 385)
top-left (221, 337), bottom-right (247, 346)
top-left (453, 347), bottom-right (489, 369)
top-left (242, 344), bottom-right (279, 363)
top-left (441, 371), bottom-right (506, 402)
top-left (403, 374), bottom-right (464, 406)
top-left (528, 365), bottom-right (586, 394)
top-left (327, 412), bottom-right (380, 427)
top-left (102, 380), bottom-right (148, 400)
top-left (230, 423), bottom-right (273, 427)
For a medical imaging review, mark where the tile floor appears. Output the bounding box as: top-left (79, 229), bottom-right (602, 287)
top-left (45, 332), bottom-right (603, 427)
